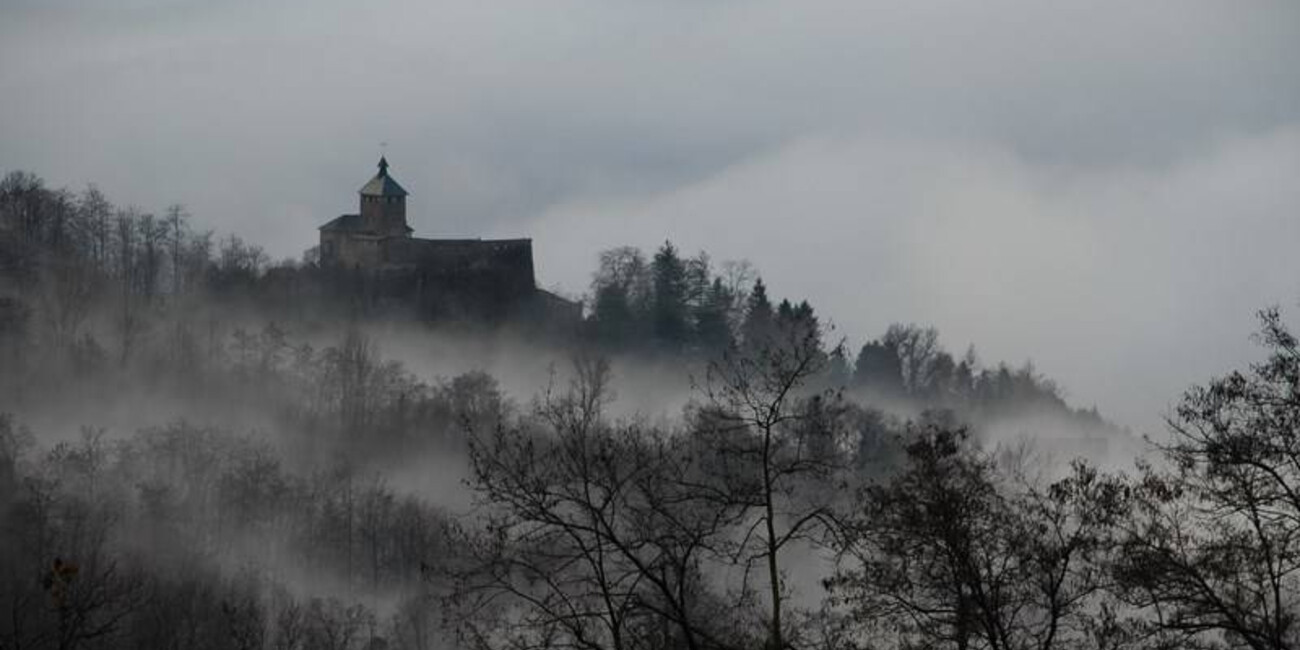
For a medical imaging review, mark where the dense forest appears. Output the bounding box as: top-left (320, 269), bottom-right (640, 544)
top-left (3, 170), bottom-right (1298, 650)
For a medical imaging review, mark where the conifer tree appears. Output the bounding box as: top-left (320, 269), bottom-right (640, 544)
top-left (651, 241), bottom-right (690, 350)
top-left (694, 278), bottom-right (735, 355)
top-left (741, 277), bottom-right (774, 350)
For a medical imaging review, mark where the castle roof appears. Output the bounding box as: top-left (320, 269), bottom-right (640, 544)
top-left (385, 237), bottom-right (533, 270)
top-left (359, 156), bottom-right (409, 197)
top-left (319, 214), bottom-right (364, 232)
top-left (318, 213), bottom-right (412, 234)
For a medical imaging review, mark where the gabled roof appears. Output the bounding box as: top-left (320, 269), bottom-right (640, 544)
top-left (318, 213), bottom-right (414, 235)
top-left (359, 156), bottom-right (409, 197)
top-left (319, 214), bottom-right (365, 232)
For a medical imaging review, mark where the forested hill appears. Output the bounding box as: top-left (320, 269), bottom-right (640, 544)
top-left (10, 169), bottom-right (1300, 650)
top-left (0, 169), bottom-right (1115, 442)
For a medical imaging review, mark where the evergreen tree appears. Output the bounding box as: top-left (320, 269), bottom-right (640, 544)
top-left (825, 343), bottom-right (852, 388)
top-left (741, 277), bottom-right (774, 350)
top-left (694, 277), bottom-right (734, 355)
top-left (853, 339), bottom-right (904, 397)
top-left (589, 246), bottom-right (649, 347)
top-left (591, 282), bottom-right (635, 347)
top-left (788, 300), bottom-right (821, 350)
top-left (776, 298), bottom-right (795, 325)
top-left (651, 241), bottom-right (690, 350)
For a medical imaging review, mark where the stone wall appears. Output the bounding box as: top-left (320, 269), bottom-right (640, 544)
top-left (359, 195), bottom-right (406, 235)
top-left (380, 237), bottom-right (537, 320)
top-left (320, 230), bottom-right (384, 268)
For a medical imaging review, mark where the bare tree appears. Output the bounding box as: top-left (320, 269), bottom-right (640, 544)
top-left (138, 212), bottom-right (166, 303)
top-left (450, 356), bottom-right (750, 650)
top-left (829, 426), bottom-right (1129, 650)
top-left (304, 597), bottom-right (373, 650)
top-left (113, 210), bottom-right (142, 367)
top-left (325, 327), bottom-right (382, 433)
top-left (36, 252), bottom-right (97, 359)
top-left (881, 323), bottom-right (941, 396)
top-left (693, 321), bottom-right (849, 650)
top-left (1115, 308), bottom-right (1300, 650)
top-left (0, 429), bottom-right (145, 650)
top-left (164, 203), bottom-right (189, 295)
top-left (79, 185), bottom-right (112, 276)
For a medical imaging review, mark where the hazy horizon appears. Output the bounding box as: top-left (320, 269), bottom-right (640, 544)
top-left (4, 0), bottom-right (1299, 433)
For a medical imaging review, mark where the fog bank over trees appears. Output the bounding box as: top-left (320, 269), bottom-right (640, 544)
top-left (5, 168), bottom-right (1300, 648)
top-left (4, 0), bottom-right (1299, 645)
top-left (5, 0), bottom-right (1298, 435)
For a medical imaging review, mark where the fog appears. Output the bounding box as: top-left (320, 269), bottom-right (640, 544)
top-left (3, 0), bottom-right (1298, 433)
top-left (529, 127), bottom-right (1300, 434)
top-left (5, 3), bottom-right (1300, 647)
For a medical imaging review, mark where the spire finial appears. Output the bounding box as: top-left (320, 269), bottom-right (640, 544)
top-left (377, 155), bottom-right (389, 177)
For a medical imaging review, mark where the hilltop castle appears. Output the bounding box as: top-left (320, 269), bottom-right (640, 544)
top-left (318, 157), bottom-right (578, 325)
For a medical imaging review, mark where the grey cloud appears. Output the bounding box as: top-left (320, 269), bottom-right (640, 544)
top-left (520, 126), bottom-right (1300, 433)
top-left (2, 0), bottom-right (1298, 429)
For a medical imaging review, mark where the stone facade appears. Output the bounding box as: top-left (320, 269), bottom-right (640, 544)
top-left (318, 158), bottom-right (579, 325)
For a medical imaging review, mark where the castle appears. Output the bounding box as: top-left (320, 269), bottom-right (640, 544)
top-left (318, 157), bottom-right (579, 325)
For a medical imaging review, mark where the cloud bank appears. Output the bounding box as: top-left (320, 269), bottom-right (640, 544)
top-left (2, 0), bottom-right (1298, 431)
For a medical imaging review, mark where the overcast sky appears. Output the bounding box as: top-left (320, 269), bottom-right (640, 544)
top-left (2, 0), bottom-right (1298, 432)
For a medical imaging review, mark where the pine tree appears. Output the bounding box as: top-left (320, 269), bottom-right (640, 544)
top-left (694, 278), bottom-right (734, 355)
top-left (741, 277), bottom-right (774, 350)
top-left (853, 340), bottom-right (904, 397)
top-left (651, 241), bottom-right (690, 350)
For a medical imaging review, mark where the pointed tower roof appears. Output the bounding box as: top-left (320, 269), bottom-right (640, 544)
top-left (359, 156), bottom-right (409, 197)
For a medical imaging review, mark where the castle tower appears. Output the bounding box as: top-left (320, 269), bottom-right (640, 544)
top-left (359, 156), bottom-right (411, 237)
